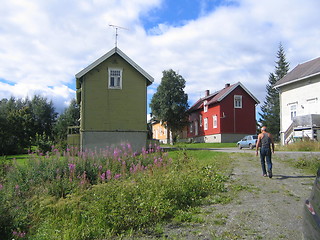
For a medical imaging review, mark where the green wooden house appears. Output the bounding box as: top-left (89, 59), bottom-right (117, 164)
top-left (71, 47), bottom-right (154, 152)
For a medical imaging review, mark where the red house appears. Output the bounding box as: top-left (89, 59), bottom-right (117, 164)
top-left (187, 82), bottom-right (259, 143)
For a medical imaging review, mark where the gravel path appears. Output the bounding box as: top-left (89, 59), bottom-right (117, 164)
top-left (132, 151), bottom-right (317, 240)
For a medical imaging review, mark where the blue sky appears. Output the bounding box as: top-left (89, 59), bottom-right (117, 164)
top-left (1, 0), bottom-right (320, 115)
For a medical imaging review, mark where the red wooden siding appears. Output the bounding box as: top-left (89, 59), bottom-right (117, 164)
top-left (187, 84), bottom-right (257, 138)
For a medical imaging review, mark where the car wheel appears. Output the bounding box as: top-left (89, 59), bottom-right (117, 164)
top-left (238, 144), bottom-right (242, 149)
top-left (249, 143), bottom-right (253, 149)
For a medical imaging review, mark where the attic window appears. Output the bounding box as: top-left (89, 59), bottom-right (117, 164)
top-left (108, 68), bottom-right (122, 89)
top-left (204, 100), bottom-right (208, 112)
top-left (234, 95), bottom-right (242, 108)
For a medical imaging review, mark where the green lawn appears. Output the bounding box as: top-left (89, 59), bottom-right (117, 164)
top-left (161, 142), bottom-right (236, 149)
top-left (0, 154), bottom-right (29, 166)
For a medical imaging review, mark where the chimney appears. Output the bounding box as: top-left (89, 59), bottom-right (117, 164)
top-left (225, 83), bottom-right (230, 88)
top-left (205, 90), bottom-right (210, 96)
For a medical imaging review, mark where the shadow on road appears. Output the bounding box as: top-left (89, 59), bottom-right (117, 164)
top-left (274, 174), bottom-right (316, 180)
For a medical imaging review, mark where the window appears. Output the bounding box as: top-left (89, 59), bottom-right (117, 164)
top-left (290, 104), bottom-right (297, 120)
top-left (204, 100), bottom-right (208, 112)
top-left (213, 115), bottom-right (217, 128)
top-left (108, 68), bottom-right (122, 89)
top-left (189, 122), bottom-right (193, 133)
top-left (195, 121), bottom-right (198, 136)
top-left (234, 95), bottom-right (242, 108)
top-left (199, 115), bottom-right (202, 127)
top-left (204, 118), bottom-right (208, 130)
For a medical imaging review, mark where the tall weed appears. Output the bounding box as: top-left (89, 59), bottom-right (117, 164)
top-left (279, 140), bottom-right (320, 152)
top-left (0, 146), bottom-right (229, 239)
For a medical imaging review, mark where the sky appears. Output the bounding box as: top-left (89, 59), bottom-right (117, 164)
top-left (1, 0), bottom-right (320, 116)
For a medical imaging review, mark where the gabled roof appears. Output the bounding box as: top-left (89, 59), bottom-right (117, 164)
top-left (188, 82), bottom-right (259, 112)
top-left (274, 56), bottom-right (320, 88)
top-left (75, 47), bottom-right (154, 86)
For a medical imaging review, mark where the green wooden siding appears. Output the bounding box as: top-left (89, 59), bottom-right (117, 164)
top-left (80, 53), bottom-right (147, 131)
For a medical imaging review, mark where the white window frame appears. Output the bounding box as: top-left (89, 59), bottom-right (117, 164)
top-left (199, 115), bottom-right (202, 127)
top-left (204, 100), bottom-right (208, 112)
top-left (195, 121), bottom-right (198, 136)
top-left (234, 95), bottom-right (242, 108)
top-left (108, 68), bottom-right (122, 89)
top-left (213, 115), bottom-right (218, 128)
top-left (290, 104), bottom-right (297, 120)
top-left (190, 122), bottom-right (193, 133)
top-left (204, 118), bottom-right (208, 130)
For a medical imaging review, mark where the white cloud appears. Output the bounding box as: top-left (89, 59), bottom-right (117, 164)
top-left (0, 0), bottom-right (320, 115)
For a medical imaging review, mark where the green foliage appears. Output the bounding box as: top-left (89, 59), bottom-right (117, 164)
top-left (0, 146), bottom-right (230, 239)
top-left (34, 132), bottom-right (55, 153)
top-left (260, 43), bottom-right (290, 140)
top-left (0, 96), bottom-right (57, 155)
top-left (54, 99), bottom-right (80, 144)
top-left (293, 155), bottom-right (320, 173)
top-left (150, 69), bottom-right (189, 143)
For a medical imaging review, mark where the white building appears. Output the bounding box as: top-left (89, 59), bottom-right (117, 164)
top-left (274, 57), bottom-right (320, 145)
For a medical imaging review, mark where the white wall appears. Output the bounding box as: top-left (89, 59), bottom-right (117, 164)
top-left (279, 77), bottom-right (320, 134)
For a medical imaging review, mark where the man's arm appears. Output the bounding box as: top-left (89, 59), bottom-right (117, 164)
top-left (269, 133), bottom-right (275, 153)
top-left (256, 134), bottom-right (261, 156)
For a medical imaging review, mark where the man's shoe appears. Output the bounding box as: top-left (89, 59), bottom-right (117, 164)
top-left (268, 170), bottom-right (272, 178)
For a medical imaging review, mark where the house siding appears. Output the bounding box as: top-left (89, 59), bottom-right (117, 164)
top-left (219, 87), bottom-right (256, 134)
top-left (81, 53), bottom-right (147, 132)
top-left (75, 50), bottom-right (152, 152)
top-left (279, 75), bottom-right (320, 143)
top-left (187, 84), bottom-right (257, 143)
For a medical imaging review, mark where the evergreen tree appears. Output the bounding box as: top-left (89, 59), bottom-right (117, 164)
top-left (260, 43), bottom-right (290, 140)
top-left (150, 69), bottom-right (189, 144)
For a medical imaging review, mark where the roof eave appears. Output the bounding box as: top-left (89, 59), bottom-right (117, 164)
top-left (217, 82), bottom-right (260, 104)
top-left (274, 71), bottom-right (320, 89)
top-left (75, 47), bottom-right (154, 85)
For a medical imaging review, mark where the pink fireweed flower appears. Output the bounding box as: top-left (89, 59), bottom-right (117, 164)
top-left (15, 184), bottom-right (19, 190)
top-left (68, 163), bottom-right (76, 171)
top-left (106, 170), bottom-right (112, 180)
top-left (114, 174), bottom-right (121, 179)
top-left (0, 184), bottom-right (3, 190)
top-left (100, 172), bottom-right (106, 181)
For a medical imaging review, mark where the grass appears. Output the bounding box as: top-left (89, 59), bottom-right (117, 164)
top-left (276, 140), bottom-right (320, 152)
top-left (0, 146), bottom-right (233, 239)
top-left (0, 154), bottom-right (29, 166)
top-left (161, 142), bottom-right (236, 149)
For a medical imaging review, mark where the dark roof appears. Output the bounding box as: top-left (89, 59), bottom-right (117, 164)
top-left (188, 82), bottom-right (259, 112)
top-left (275, 56), bottom-right (320, 88)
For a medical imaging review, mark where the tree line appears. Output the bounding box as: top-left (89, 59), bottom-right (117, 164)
top-left (0, 96), bottom-right (79, 155)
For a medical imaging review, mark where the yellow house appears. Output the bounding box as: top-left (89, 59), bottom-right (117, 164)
top-left (74, 47), bottom-right (153, 152)
top-left (151, 120), bottom-right (188, 144)
top-left (152, 121), bottom-right (170, 144)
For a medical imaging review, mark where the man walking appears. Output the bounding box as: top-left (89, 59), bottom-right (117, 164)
top-left (256, 126), bottom-right (275, 178)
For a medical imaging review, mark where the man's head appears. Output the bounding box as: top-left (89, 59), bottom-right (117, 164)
top-left (261, 126), bottom-right (267, 132)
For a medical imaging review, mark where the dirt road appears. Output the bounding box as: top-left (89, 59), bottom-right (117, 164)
top-left (152, 151), bottom-right (317, 239)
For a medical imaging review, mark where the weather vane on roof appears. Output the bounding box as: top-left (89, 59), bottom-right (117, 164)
top-left (109, 24), bottom-right (129, 48)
